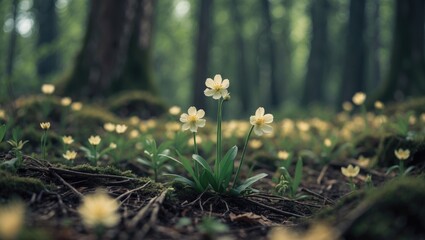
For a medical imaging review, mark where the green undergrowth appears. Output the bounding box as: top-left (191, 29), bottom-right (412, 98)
top-left (317, 175), bottom-right (425, 239)
top-left (0, 170), bottom-right (48, 197)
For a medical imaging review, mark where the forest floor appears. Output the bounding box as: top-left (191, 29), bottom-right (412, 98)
top-left (1, 94), bottom-right (425, 240)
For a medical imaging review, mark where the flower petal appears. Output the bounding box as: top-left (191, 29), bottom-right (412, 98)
top-left (182, 123), bottom-right (190, 131)
top-left (263, 114), bottom-right (274, 123)
top-left (250, 116), bottom-right (257, 125)
top-left (179, 113), bottom-right (188, 122)
top-left (197, 119), bottom-right (206, 127)
top-left (222, 79), bottom-right (230, 89)
top-left (214, 74), bottom-right (222, 84)
top-left (189, 124), bottom-right (198, 132)
top-left (196, 109), bottom-right (205, 118)
top-left (261, 124), bottom-right (273, 134)
top-left (253, 126), bottom-right (264, 136)
top-left (255, 107), bottom-right (265, 117)
top-left (205, 78), bottom-right (215, 88)
top-left (204, 89), bottom-right (215, 96)
top-left (212, 92), bottom-right (222, 99)
top-left (188, 106), bottom-right (197, 115)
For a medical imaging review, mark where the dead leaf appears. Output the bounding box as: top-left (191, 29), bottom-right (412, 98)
top-left (229, 212), bottom-right (275, 226)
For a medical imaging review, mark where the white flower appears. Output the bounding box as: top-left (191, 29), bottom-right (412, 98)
top-left (88, 136), bottom-right (101, 146)
top-left (115, 124), bottom-right (128, 134)
top-left (63, 150), bottom-right (77, 160)
top-left (341, 164), bottom-right (360, 178)
top-left (78, 190), bottom-right (120, 228)
top-left (250, 107), bottom-right (273, 136)
top-left (41, 84), bottom-right (55, 94)
top-left (394, 148), bottom-right (410, 160)
top-left (179, 106), bottom-right (206, 132)
top-left (204, 74), bottom-right (230, 100)
top-left (352, 92), bottom-right (366, 105)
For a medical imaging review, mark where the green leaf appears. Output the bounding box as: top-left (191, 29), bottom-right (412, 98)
top-left (0, 125), bottom-right (7, 143)
top-left (192, 154), bottom-right (213, 174)
top-left (218, 146), bottom-right (238, 188)
top-left (386, 165), bottom-right (400, 175)
top-left (165, 174), bottom-right (196, 188)
top-left (292, 158), bottom-right (303, 194)
top-left (233, 173), bottom-right (268, 194)
top-left (136, 157), bottom-right (152, 167)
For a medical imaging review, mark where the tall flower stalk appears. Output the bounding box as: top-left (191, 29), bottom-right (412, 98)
top-left (40, 122), bottom-right (50, 160)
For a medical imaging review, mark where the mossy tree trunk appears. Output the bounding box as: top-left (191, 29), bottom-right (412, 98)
top-left (376, 0), bottom-right (425, 102)
top-left (339, 0), bottom-right (366, 104)
top-left (34, 0), bottom-right (60, 80)
top-left (301, 0), bottom-right (329, 106)
top-left (192, 0), bottom-right (213, 110)
top-left (63, 0), bottom-right (157, 99)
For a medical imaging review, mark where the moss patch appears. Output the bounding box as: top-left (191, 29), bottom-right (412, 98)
top-left (0, 170), bottom-right (47, 197)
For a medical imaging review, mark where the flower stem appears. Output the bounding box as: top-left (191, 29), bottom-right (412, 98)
top-left (215, 99), bottom-right (224, 175)
top-left (232, 125), bottom-right (254, 188)
top-left (193, 132), bottom-right (199, 176)
top-left (399, 160), bottom-right (405, 176)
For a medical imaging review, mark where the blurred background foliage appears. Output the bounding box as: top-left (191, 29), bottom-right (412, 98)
top-left (0, 0), bottom-right (423, 118)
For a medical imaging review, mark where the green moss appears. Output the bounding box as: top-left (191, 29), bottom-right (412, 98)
top-left (107, 90), bottom-right (167, 118)
top-left (0, 170), bottom-right (47, 197)
top-left (318, 176), bottom-right (425, 239)
top-left (64, 164), bottom-right (137, 178)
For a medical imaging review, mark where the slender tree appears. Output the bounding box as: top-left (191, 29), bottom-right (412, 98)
top-left (4, 0), bottom-right (19, 101)
top-left (230, 0), bottom-right (250, 113)
top-left (376, 0), bottom-right (425, 101)
top-left (369, 0), bottom-right (381, 89)
top-left (192, 0), bottom-right (213, 110)
top-left (34, 0), bottom-right (60, 79)
top-left (339, 0), bottom-right (366, 104)
top-left (301, 0), bottom-right (329, 106)
top-left (261, 0), bottom-right (279, 108)
top-left (62, 0), bottom-right (157, 98)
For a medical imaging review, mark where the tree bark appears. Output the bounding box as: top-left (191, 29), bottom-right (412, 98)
top-left (301, 0), bottom-right (329, 106)
top-left (34, 0), bottom-right (60, 79)
top-left (4, 0), bottom-right (19, 101)
top-left (377, 0), bottom-right (425, 101)
top-left (193, 0), bottom-right (213, 110)
top-left (62, 0), bottom-right (157, 99)
top-left (230, 0), bottom-right (249, 113)
top-left (339, 0), bottom-right (366, 104)
top-left (370, 0), bottom-right (381, 89)
top-left (261, 0), bottom-right (279, 108)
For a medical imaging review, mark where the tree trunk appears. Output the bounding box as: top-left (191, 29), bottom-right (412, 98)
top-left (339, 0), bottom-right (366, 104)
top-left (301, 0), bottom-right (329, 106)
top-left (370, 0), bottom-right (381, 89)
top-left (34, 0), bottom-right (60, 79)
top-left (377, 0), bottom-right (425, 101)
top-left (62, 0), bottom-right (157, 99)
top-left (230, 0), bottom-right (249, 113)
top-left (193, 0), bottom-right (213, 110)
top-left (4, 0), bottom-right (18, 101)
top-left (261, 0), bottom-right (279, 108)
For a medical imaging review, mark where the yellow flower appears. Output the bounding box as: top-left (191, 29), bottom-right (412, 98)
top-left (63, 150), bottom-right (77, 160)
top-left (40, 122), bottom-right (51, 130)
top-left (409, 115), bottom-right (417, 125)
top-left (115, 124), bottom-right (128, 134)
top-left (129, 116), bottom-right (140, 125)
top-left (394, 148), bottom-right (410, 160)
top-left (249, 139), bottom-right (263, 149)
top-left (61, 97), bottom-right (72, 106)
top-left (129, 130), bottom-right (139, 139)
top-left (204, 74), bottom-right (230, 100)
top-left (41, 84), bottom-right (55, 94)
top-left (324, 138), bottom-right (332, 147)
top-left (342, 101), bottom-right (353, 112)
top-left (374, 101), bottom-right (384, 109)
top-left (296, 121), bottom-right (310, 132)
top-left (169, 106), bottom-right (181, 115)
top-left (250, 107), bottom-right (273, 136)
top-left (0, 109), bottom-right (6, 119)
top-left (109, 143), bottom-right (117, 149)
top-left (278, 150), bottom-right (290, 160)
top-left (78, 189), bottom-right (120, 228)
top-left (341, 164), bottom-right (360, 178)
top-left (352, 92), bottom-right (366, 105)
top-left (0, 201), bottom-right (25, 240)
top-left (104, 123), bottom-right (116, 132)
top-left (180, 106), bottom-right (206, 132)
top-left (88, 136), bottom-right (101, 146)
top-left (62, 136), bottom-right (74, 145)
top-left (71, 102), bottom-right (83, 111)
top-left (357, 155), bottom-right (370, 167)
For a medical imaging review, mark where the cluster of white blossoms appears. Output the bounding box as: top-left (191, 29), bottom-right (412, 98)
top-left (180, 74), bottom-right (274, 136)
